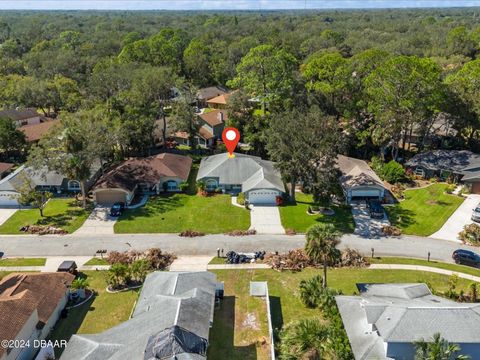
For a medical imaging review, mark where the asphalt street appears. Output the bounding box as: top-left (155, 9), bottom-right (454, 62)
top-left (0, 233), bottom-right (475, 263)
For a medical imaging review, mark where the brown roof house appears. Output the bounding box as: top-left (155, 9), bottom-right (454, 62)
top-left (206, 92), bottom-right (232, 109)
top-left (173, 109), bottom-right (228, 149)
top-left (93, 153), bottom-right (192, 206)
top-left (337, 155), bottom-right (386, 203)
top-left (196, 86), bottom-right (228, 108)
top-left (0, 163), bottom-right (14, 179)
top-left (0, 272), bottom-right (74, 360)
top-left (20, 119), bottom-right (60, 143)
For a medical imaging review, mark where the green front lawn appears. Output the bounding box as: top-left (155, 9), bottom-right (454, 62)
top-left (279, 192), bottom-right (355, 234)
top-left (209, 267), bottom-right (477, 360)
top-left (0, 258), bottom-right (46, 266)
top-left (115, 194), bottom-right (250, 233)
top-left (369, 256), bottom-right (480, 277)
top-left (385, 183), bottom-right (464, 236)
top-left (49, 271), bottom-right (139, 357)
top-left (0, 198), bottom-right (91, 234)
top-left (84, 258), bottom-right (110, 266)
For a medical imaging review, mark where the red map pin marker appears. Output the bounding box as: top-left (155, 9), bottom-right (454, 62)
top-left (222, 127), bottom-right (240, 158)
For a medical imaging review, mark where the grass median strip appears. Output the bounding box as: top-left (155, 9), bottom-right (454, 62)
top-left (0, 258), bottom-right (46, 267)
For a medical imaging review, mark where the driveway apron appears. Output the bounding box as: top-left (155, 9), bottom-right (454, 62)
top-left (74, 206), bottom-right (117, 235)
top-left (249, 205), bottom-right (285, 234)
top-left (351, 203), bottom-right (390, 238)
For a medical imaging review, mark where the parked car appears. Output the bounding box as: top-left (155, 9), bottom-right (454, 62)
top-left (110, 202), bottom-right (125, 217)
top-left (57, 260), bottom-right (78, 275)
top-left (452, 249), bottom-right (480, 268)
top-left (367, 199), bottom-right (385, 219)
top-left (471, 204), bottom-right (480, 222)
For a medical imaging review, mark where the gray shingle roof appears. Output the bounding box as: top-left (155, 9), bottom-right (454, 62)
top-left (60, 271), bottom-right (216, 360)
top-left (405, 150), bottom-right (480, 174)
top-left (0, 165), bottom-right (65, 192)
top-left (0, 108), bottom-right (39, 121)
top-left (337, 155), bottom-right (384, 190)
top-left (196, 153), bottom-right (284, 192)
top-left (336, 283), bottom-right (480, 360)
top-left (196, 86), bottom-right (228, 101)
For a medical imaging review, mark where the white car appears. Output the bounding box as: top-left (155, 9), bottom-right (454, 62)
top-left (472, 205), bottom-right (480, 222)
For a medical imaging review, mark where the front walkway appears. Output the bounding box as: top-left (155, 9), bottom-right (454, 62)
top-left (429, 194), bottom-right (480, 243)
top-left (249, 205), bottom-right (285, 234)
top-left (351, 203), bottom-right (390, 238)
top-left (0, 208), bottom-right (17, 226)
top-left (369, 263), bottom-right (480, 283)
top-left (0, 256), bottom-right (95, 272)
top-left (74, 206), bottom-right (117, 235)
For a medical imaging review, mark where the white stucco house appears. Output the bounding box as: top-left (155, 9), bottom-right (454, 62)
top-left (196, 153), bottom-right (285, 205)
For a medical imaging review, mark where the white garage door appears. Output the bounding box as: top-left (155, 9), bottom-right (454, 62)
top-left (0, 191), bottom-right (19, 207)
top-left (351, 189), bottom-right (382, 198)
top-left (248, 190), bottom-right (279, 205)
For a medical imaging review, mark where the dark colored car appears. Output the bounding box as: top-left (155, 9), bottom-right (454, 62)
top-left (367, 199), bottom-right (385, 219)
top-left (57, 260), bottom-right (78, 275)
top-left (110, 202), bottom-right (125, 217)
top-left (452, 249), bottom-right (480, 268)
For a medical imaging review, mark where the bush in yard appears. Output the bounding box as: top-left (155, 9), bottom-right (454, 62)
top-left (107, 263), bottom-right (130, 289)
top-left (129, 259), bottom-right (150, 283)
top-left (370, 155), bottom-right (384, 174)
top-left (179, 181), bottom-right (189, 192)
top-left (299, 275), bottom-right (324, 308)
top-left (459, 223), bottom-right (480, 246)
top-left (445, 183), bottom-right (456, 194)
top-left (278, 318), bottom-right (330, 360)
top-left (196, 180), bottom-right (206, 195)
top-left (237, 192), bottom-right (245, 205)
top-left (380, 160), bottom-right (406, 183)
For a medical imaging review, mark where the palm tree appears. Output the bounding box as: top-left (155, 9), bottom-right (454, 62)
top-left (305, 223), bottom-right (340, 288)
top-left (414, 333), bottom-right (470, 360)
top-left (278, 318), bottom-right (330, 360)
top-left (299, 275), bottom-right (323, 308)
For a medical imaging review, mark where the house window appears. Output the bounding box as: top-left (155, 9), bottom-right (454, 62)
top-left (166, 180), bottom-right (178, 191)
top-left (68, 180), bottom-right (81, 191)
top-left (206, 179), bottom-right (217, 191)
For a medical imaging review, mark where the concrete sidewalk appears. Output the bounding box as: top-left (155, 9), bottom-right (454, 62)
top-left (369, 263), bottom-right (480, 282)
top-left (169, 256), bottom-right (213, 271)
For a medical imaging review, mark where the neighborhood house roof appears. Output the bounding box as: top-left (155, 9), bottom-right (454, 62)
top-left (337, 155), bottom-right (384, 190)
top-left (405, 150), bottom-right (480, 174)
top-left (0, 165), bottom-right (66, 192)
top-left (199, 109), bottom-right (228, 127)
top-left (0, 272), bottom-right (74, 357)
top-left (94, 153), bottom-right (192, 193)
top-left (196, 153), bottom-right (285, 192)
top-left (336, 283), bottom-right (480, 360)
top-left (20, 119), bottom-right (59, 142)
top-left (0, 108), bottom-right (40, 121)
top-left (197, 86), bottom-right (228, 101)
top-left (60, 271), bottom-right (216, 360)
top-left (206, 93), bottom-right (231, 105)
top-left (0, 162), bottom-right (14, 175)
top-left (198, 127), bottom-right (214, 140)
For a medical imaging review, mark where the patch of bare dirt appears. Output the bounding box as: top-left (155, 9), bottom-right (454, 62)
top-left (242, 312), bottom-right (260, 330)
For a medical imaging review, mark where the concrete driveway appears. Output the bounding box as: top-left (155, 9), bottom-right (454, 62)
top-left (351, 203), bottom-right (390, 238)
top-left (0, 209), bottom-right (17, 226)
top-left (430, 194), bottom-right (480, 242)
top-left (249, 205), bottom-right (284, 234)
top-left (74, 206), bottom-right (117, 235)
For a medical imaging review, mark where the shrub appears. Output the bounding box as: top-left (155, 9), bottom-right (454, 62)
top-left (107, 263), bottom-right (130, 289)
top-left (179, 181), bottom-right (189, 192)
top-left (445, 183), bottom-right (456, 194)
top-left (196, 180), bottom-right (206, 193)
top-left (129, 259), bottom-right (150, 282)
top-left (179, 229), bottom-right (205, 237)
top-left (299, 275), bottom-right (324, 308)
top-left (380, 160), bottom-right (406, 183)
top-left (71, 278), bottom-right (89, 290)
top-left (370, 155), bottom-right (384, 173)
top-left (214, 187), bottom-right (222, 194)
top-left (459, 223), bottom-right (480, 246)
top-left (237, 192), bottom-right (245, 205)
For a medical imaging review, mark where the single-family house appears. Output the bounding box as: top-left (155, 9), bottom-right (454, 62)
top-left (405, 150), bottom-right (480, 193)
top-left (0, 108), bottom-right (41, 127)
top-left (93, 153), bottom-right (192, 206)
top-left (206, 92), bottom-right (232, 109)
top-left (0, 163), bottom-right (14, 179)
top-left (0, 165), bottom-right (99, 207)
top-left (196, 153), bottom-right (285, 205)
top-left (337, 155), bottom-right (386, 203)
top-left (172, 109), bottom-right (228, 149)
top-left (60, 271), bottom-right (217, 360)
top-left (0, 272), bottom-right (74, 360)
top-left (20, 119), bottom-right (59, 143)
top-left (336, 283), bottom-right (480, 360)
top-left (197, 86), bottom-right (229, 108)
